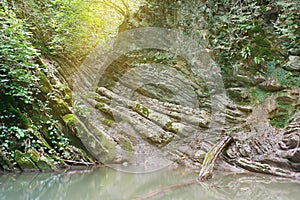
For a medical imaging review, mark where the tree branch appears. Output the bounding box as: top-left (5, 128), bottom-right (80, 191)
top-left (84, 0), bottom-right (129, 18)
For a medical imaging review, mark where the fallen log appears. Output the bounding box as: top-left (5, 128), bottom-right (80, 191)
top-left (198, 135), bottom-right (233, 181)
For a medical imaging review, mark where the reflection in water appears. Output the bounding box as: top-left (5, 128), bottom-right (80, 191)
top-left (0, 167), bottom-right (299, 200)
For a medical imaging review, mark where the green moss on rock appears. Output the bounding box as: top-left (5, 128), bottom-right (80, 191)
top-left (50, 97), bottom-right (72, 117)
top-left (269, 94), bottom-right (298, 128)
top-left (62, 114), bottom-right (75, 126)
top-left (37, 71), bottom-right (53, 94)
top-left (27, 149), bottom-right (54, 170)
top-left (74, 116), bottom-right (116, 163)
top-left (103, 119), bottom-right (114, 127)
top-left (251, 88), bottom-right (270, 104)
top-left (15, 150), bottom-right (38, 171)
top-left (117, 137), bottom-right (133, 152)
top-left (31, 130), bottom-right (52, 149)
top-left (100, 135), bottom-right (116, 162)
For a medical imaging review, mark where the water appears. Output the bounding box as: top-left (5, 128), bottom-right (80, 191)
top-left (0, 167), bottom-right (299, 200)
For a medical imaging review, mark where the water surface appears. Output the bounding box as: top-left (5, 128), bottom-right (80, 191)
top-left (0, 167), bottom-right (299, 200)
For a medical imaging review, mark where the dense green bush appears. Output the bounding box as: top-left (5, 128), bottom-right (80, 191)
top-left (0, 2), bottom-right (71, 170)
top-left (0, 4), bottom-right (39, 104)
top-left (13, 0), bottom-right (125, 65)
top-left (0, 0), bottom-right (135, 170)
top-left (204, 0), bottom-right (299, 76)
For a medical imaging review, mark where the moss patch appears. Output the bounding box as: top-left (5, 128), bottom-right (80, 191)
top-left (117, 137), bottom-right (133, 152)
top-left (27, 149), bottom-right (54, 170)
top-left (62, 114), bottom-right (75, 126)
top-left (269, 112), bottom-right (294, 128)
top-left (37, 71), bottom-right (53, 94)
top-left (100, 135), bottom-right (116, 162)
top-left (15, 150), bottom-right (38, 170)
top-left (251, 88), bottom-right (270, 104)
top-left (271, 68), bottom-right (299, 87)
top-left (103, 119), bottom-right (114, 127)
top-left (269, 94), bottom-right (298, 128)
top-left (227, 89), bottom-right (251, 105)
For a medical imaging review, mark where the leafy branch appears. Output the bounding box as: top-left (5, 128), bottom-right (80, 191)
top-left (85, 0), bottom-right (130, 18)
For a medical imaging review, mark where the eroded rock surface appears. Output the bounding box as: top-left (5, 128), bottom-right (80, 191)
top-left (71, 0), bottom-right (300, 177)
top-left (225, 112), bottom-right (300, 178)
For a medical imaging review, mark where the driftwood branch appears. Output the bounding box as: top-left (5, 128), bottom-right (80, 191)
top-left (61, 159), bottom-right (96, 166)
top-left (198, 135), bottom-right (233, 181)
top-left (133, 180), bottom-right (197, 200)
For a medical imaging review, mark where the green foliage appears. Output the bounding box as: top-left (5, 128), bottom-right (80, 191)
top-left (0, 5), bottom-right (40, 104)
top-left (103, 119), bottom-right (114, 127)
top-left (251, 88), bottom-right (270, 104)
top-left (13, 0), bottom-right (125, 65)
top-left (264, 61), bottom-right (300, 88)
top-left (0, 0), bottom-right (137, 170)
top-left (0, 3), bottom-right (74, 170)
top-left (206, 1), bottom-right (267, 67)
top-left (201, 0), bottom-right (299, 77)
top-left (269, 94), bottom-right (297, 128)
top-left (0, 4), bottom-right (40, 167)
top-left (251, 37), bottom-right (270, 47)
top-left (273, 1), bottom-right (299, 49)
top-left (125, 0), bottom-right (178, 29)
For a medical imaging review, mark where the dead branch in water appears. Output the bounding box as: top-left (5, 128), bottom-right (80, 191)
top-left (61, 159), bottom-right (97, 166)
top-left (133, 179), bottom-right (198, 200)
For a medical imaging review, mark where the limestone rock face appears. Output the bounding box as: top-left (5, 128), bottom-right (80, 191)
top-left (289, 48), bottom-right (300, 56)
top-left (258, 78), bottom-right (284, 92)
top-left (225, 112), bottom-right (300, 178)
top-left (284, 56), bottom-right (300, 71)
top-left (70, 0), bottom-right (300, 177)
top-left (73, 46), bottom-right (224, 171)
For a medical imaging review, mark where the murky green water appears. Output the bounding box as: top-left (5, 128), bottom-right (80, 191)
top-left (0, 167), bottom-right (299, 200)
